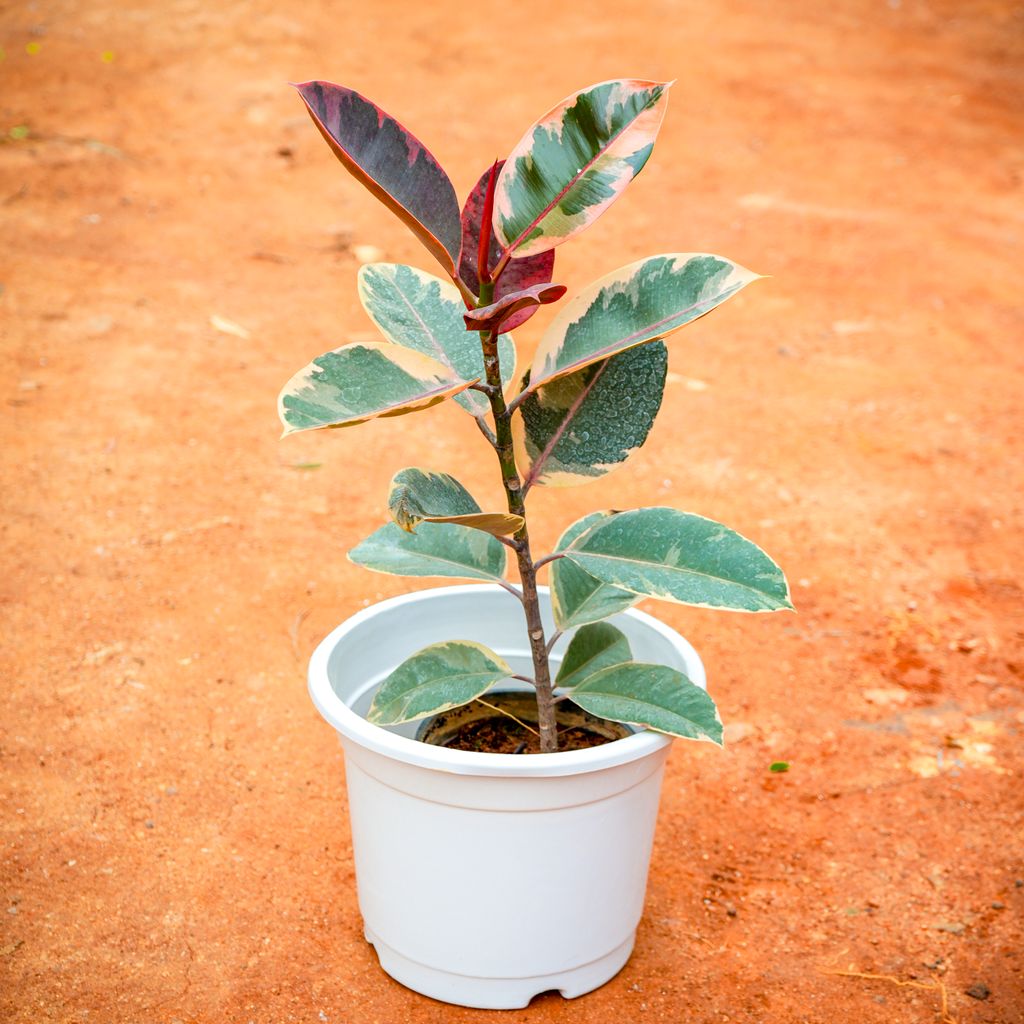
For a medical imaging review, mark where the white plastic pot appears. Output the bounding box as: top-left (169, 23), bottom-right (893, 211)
top-left (308, 584), bottom-right (706, 1009)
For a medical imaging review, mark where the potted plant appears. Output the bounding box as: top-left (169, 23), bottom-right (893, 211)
top-left (279, 78), bottom-right (792, 1009)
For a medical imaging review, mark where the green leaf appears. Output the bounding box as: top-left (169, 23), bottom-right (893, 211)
top-left (387, 467), bottom-right (523, 538)
top-left (293, 82), bottom-right (462, 275)
top-left (348, 521), bottom-right (506, 582)
top-left (278, 341), bottom-right (473, 436)
top-left (769, 761), bottom-right (790, 773)
top-left (494, 80), bottom-right (671, 257)
top-left (555, 622), bottom-right (632, 691)
top-left (516, 341), bottom-right (667, 489)
top-left (358, 263), bottom-right (515, 417)
top-left (549, 512), bottom-right (638, 629)
top-left (529, 253), bottom-right (760, 390)
top-left (571, 662), bottom-right (723, 744)
top-left (367, 640), bottom-right (512, 725)
top-left (564, 507), bottom-right (793, 613)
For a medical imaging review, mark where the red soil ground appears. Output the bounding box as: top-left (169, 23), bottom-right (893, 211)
top-left (2, 1), bottom-right (1022, 1020)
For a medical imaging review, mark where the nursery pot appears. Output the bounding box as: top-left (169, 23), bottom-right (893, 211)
top-left (307, 584), bottom-right (706, 1010)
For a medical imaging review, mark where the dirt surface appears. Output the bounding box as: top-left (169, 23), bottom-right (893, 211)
top-left (419, 694), bottom-right (633, 753)
top-left (2, 0), bottom-right (1023, 1020)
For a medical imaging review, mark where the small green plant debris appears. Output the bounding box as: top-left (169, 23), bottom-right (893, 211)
top-left (770, 761), bottom-right (791, 773)
top-left (8, 125), bottom-right (30, 141)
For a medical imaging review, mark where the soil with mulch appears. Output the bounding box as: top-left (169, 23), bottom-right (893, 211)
top-left (433, 716), bottom-right (621, 754)
top-left (419, 693), bottom-right (632, 753)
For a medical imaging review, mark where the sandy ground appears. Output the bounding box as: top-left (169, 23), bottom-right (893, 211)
top-left (2, 0), bottom-right (1023, 1020)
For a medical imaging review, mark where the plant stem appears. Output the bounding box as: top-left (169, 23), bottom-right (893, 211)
top-left (476, 278), bottom-right (559, 753)
top-left (494, 578), bottom-right (525, 603)
top-left (533, 552), bottom-right (565, 571)
top-left (473, 415), bottom-right (497, 447)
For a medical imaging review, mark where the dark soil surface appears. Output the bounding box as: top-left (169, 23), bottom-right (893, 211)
top-left (432, 717), bottom-right (622, 754)
top-left (2, 1), bottom-right (1023, 1022)
top-left (420, 695), bottom-right (632, 753)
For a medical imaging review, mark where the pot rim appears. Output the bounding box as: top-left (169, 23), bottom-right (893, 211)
top-left (308, 584), bottom-right (702, 778)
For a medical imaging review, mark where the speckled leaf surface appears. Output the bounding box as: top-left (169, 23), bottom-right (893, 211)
top-left (358, 263), bottom-right (514, 416)
top-left (349, 521), bottom-right (507, 582)
top-left (367, 641), bottom-right (512, 725)
top-left (516, 340), bottom-right (667, 489)
top-left (278, 341), bottom-right (471, 435)
top-left (294, 81), bottom-right (462, 274)
top-left (463, 282), bottom-right (567, 334)
top-left (530, 254), bottom-right (759, 390)
top-left (493, 80), bottom-right (670, 258)
top-left (459, 161), bottom-right (555, 331)
top-left (387, 467), bottom-right (523, 537)
top-left (564, 507), bottom-right (793, 612)
top-left (554, 622), bottom-right (632, 692)
top-left (549, 512), bottom-right (638, 629)
top-left (571, 662), bottom-right (723, 744)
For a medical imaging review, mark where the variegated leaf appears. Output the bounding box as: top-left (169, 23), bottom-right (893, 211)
top-left (388, 467), bottom-right (523, 537)
top-left (554, 622), bottom-right (632, 692)
top-left (367, 640), bottom-right (512, 725)
top-left (529, 253), bottom-right (760, 390)
top-left (459, 161), bottom-right (555, 330)
top-left (516, 341), bottom-right (667, 489)
top-left (549, 512), bottom-right (638, 629)
top-left (294, 81), bottom-right (462, 274)
top-left (278, 341), bottom-right (472, 436)
top-left (348, 521), bottom-right (507, 582)
top-left (358, 263), bottom-right (515, 416)
top-left (463, 283), bottom-right (567, 334)
top-left (494, 80), bottom-right (671, 258)
top-left (564, 507), bottom-right (793, 612)
top-left (571, 662), bottom-right (723, 745)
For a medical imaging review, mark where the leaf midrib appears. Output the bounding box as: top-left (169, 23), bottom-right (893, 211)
top-left (534, 285), bottom-right (735, 389)
top-left (573, 688), bottom-right (713, 734)
top-left (523, 359), bottom-right (609, 487)
top-left (557, 638), bottom-right (629, 688)
top-left (506, 86), bottom-right (664, 254)
top-left (566, 548), bottom-right (785, 602)
top-left (336, 376), bottom-right (468, 420)
top-left (563, 583), bottom-right (635, 628)
top-left (379, 668), bottom-right (506, 708)
top-left (303, 89), bottom-right (456, 271)
top-left (369, 541), bottom-right (504, 580)
top-left (387, 278), bottom-right (466, 374)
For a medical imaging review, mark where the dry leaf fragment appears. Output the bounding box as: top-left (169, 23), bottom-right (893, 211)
top-left (210, 314), bottom-right (250, 339)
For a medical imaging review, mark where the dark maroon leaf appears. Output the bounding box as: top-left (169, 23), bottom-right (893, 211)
top-left (459, 161), bottom-right (555, 330)
top-left (294, 81), bottom-right (462, 275)
top-left (464, 283), bottom-right (567, 334)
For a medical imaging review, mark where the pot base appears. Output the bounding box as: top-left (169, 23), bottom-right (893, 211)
top-left (365, 925), bottom-right (635, 1009)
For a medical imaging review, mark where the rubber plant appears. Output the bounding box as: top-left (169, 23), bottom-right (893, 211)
top-left (279, 79), bottom-right (793, 753)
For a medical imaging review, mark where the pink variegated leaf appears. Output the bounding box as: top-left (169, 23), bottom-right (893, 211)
top-left (458, 161), bottom-right (555, 330)
top-left (463, 283), bottom-right (567, 334)
top-left (294, 81), bottom-right (462, 275)
top-left (494, 80), bottom-right (671, 258)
